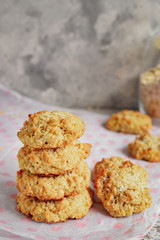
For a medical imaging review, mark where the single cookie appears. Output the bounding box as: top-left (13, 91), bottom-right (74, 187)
top-left (94, 157), bottom-right (152, 217)
top-left (106, 110), bottom-right (152, 135)
top-left (17, 141), bottom-right (91, 175)
top-left (128, 134), bottom-right (160, 162)
top-left (16, 188), bottom-right (94, 223)
top-left (17, 111), bottom-right (85, 148)
top-left (16, 160), bottom-right (91, 200)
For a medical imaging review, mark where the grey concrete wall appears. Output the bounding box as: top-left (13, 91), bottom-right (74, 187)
top-left (0, 0), bottom-right (160, 109)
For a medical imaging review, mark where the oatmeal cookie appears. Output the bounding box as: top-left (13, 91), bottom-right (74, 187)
top-left (16, 160), bottom-right (91, 200)
top-left (17, 141), bottom-right (91, 175)
top-left (17, 111), bottom-right (85, 148)
top-left (16, 188), bottom-right (94, 223)
top-left (128, 134), bottom-right (160, 162)
top-left (94, 157), bottom-right (152, 217)
top-left (106, 110), bottom-right (151, 135)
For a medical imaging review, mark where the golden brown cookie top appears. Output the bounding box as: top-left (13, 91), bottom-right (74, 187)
top-left (128, 134), bottom-right (160, 162)
top-left (17, 111), bottom-right (85, 148)
top-left (17, 140), bottom-right (91, 175)
top-left (106, 110), bottom-right (152, 135)
top-left (94, 157), bottom-right (151, 217)
top-left (94, 156), bottom-right (148, 180)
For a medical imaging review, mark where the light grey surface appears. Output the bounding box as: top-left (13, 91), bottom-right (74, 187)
top-left (143, 216), bottom-right (160, 240)
top-left (0, 0), bottom-right (160, 109)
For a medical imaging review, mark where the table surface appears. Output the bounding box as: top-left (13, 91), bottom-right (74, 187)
top-left (0, 86), bottom-right (160, 240)
top-left (143, 216), bottom-right (160, 240)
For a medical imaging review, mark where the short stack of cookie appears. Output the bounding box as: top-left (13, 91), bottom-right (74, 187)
top-left (16, 111), bottom-right (93, 223)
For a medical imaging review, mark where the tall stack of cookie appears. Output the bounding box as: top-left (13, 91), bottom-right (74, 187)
top-left (16, 111), bottom-right (93, 223)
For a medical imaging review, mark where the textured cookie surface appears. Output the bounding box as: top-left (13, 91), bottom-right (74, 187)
top-left (93, 156), bottom-right (136, 180)
top-left (106, 110), bottom-right (152, 135)
top-left (17, 188), bottom-right (93, 223)
top-left (94, 157), bottom-right (152, 217)
top-left (17, 160), bottom-right (91, 200)
top-left (128, 134), bottom-right (160, 162)
top-left (17, 141), bottom-right (91, 175)
top-left (17, 111), bottom-right (85, 148)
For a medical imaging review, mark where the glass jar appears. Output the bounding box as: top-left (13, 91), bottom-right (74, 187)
top-left (139, 30), bottom-right (160, 118)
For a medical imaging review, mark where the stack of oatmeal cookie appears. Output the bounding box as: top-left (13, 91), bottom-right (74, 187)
top-left (16, 111), bottom-right (93, 223)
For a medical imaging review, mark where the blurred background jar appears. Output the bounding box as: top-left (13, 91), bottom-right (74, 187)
top-left (139, 30), bottom-right (160, 118)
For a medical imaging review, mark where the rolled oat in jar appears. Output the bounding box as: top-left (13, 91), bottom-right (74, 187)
top-left (140, 65), bottom-right (160, 118)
